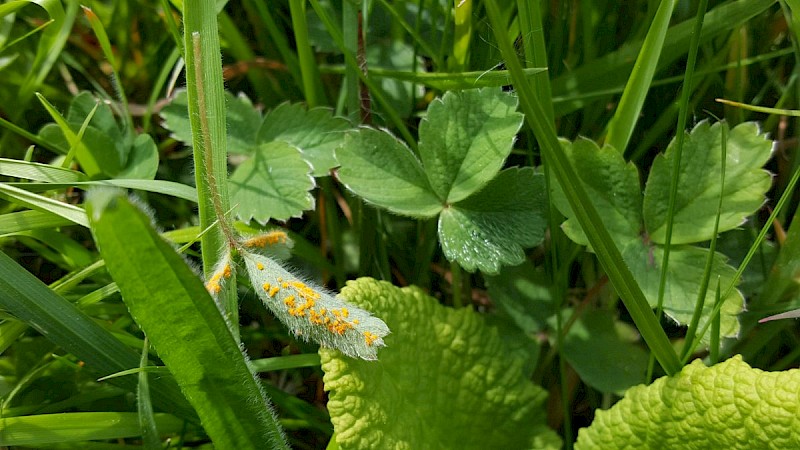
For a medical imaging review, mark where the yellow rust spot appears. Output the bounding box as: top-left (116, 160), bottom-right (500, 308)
top-left (206, 281), bottom-right (221, 294)
top-left (243, 231), bottom-right (288, 248)
top-left (256, 262), bottom-right (264, 270)
top-left (364, 331), bottom-right (379, 346)
top-left (268, 286), bottom-right (280, 297)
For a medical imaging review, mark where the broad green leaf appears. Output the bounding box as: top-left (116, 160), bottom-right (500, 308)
top-left (257, 102), bottom-right (350, 176)
top-left (0, 412), bottom-right (184, 446)
top-left (644, 121), bottom-right (773, 244)
top-left (36, 96), bottom-right (125, 179)
top-left (418, 87), bottom-right (523, 203)
top-left (321, 278), bottom-right (561, 450)
top-left (366, 40), bottom-right (424, 119)
top-left (559, 310), bottom-right (648, 394)
top-left (229, 141), bottom-right (315, 224)
top-left (485, 259), bottom-right (555, 334)
top-left (37, 92), bottom-right (161, 179)
top-left (335, 127), bottom-right (442, 217)
top-left (160, 90), bottom-right (262, 155)
top-left (438, 167), bottom-right (546, 274)
top-left (0, 251), bottom-right (195, 420)
top-left (66, 91), bottom-right (122, 142)
top-left (116, 134), bottom-right (159, 180)
top-left (551, 138), bottom-right (643, 247)
top-left (86, 189), bottom-right (287, 449)
top-left (575, 356), bottom-right (800, 449)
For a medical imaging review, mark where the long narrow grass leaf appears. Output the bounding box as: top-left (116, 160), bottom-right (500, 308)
top-left (606, 0), bottom-right (677, 152)
top-left (0, 412), bottom-right (184, 446)
top-left (86, 189), bottom-right (288, 449)
top-left (0, 183), bottom-right (87, 227)
top-left (484, 1), bottom-right (681, 375)
top-left (0, 250), bottom-right (195, 420)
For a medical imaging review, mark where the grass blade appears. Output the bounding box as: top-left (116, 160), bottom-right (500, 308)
top-left (605, 0), bottom-right (677, 153)
top-left (0, 412), bottom-right (184, 446)
top-left (0, 251), bottom-right (195, 420)
top-left (484, 1), bottom-right (681, 375)
top-left (86, 189), bottom-right (288, 449)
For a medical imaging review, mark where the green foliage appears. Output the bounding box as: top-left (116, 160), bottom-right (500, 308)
top-left (552, 121), bottom-right (772, 343)
top-left (320, 277), bottom-right (561, 450)
top-left (575, 356), bottom-right (800, 449)
top-left (0, 412), bottom-right (185, 446)
top-left (38, 92), bottom-right (158, 179)
top-left (643, 122), bottom-right (773, 244)
top-left (229, 141), bottom-right (316, 223)
top-left (1, 1), bottom-right (798, 448)
top-left (86, 189), bottom-right (288, 449)
top-left (160, 91), bottom-right (350, 222)
top-left (559, 310), bottom-right (649, 394)
top-left (336, 88), bottom-right (547, 273)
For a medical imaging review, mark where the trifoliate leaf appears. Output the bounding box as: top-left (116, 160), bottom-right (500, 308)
top-left (320, 278), bottom-right (561, 450)
top-left (575, 356), bottom-right (800, 449)
top-left (257, 103), bottom-right (350, 176)
top-left (335, 127), bottom-right (442, 217)
top-left (160, 90), bottom-right (262, 155)
top-left (243, 253), bottom-right (389, 360)
top-left (418, 87), bottom-right (523, 203)
top-left (438, 167), bottom-right (546, 274)
top-left (229, 141), bottom-right (315, 224)
top-left (644, 121), bottom-right (773, 245)
top-left (552, 134), bottom-right (744, 342)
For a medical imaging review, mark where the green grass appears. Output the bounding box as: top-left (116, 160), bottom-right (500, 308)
top-left (0, 1), bottom-right (797, 448)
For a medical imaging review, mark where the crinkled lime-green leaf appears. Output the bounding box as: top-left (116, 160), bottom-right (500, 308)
top-left (418, 87), bottom-right (523, 203)
top-left (229, 141), bottom-right (315, 224)
top-left (438, 167), bottom-right (546, 274)
top-left (320, 278), bottom-right (561, 450)
top-left (644, 121), bottom-right (773, 245)
top-left (335, 127), bottom-right (442, 217)
top-left (257, 103), bottom-right (350, 176)
top-left (552, 135), bottom-right (744, 342)
top-left (575, 356), bottom-right (800, 449)
top-left (160, 90), bottom-right (262, 155)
